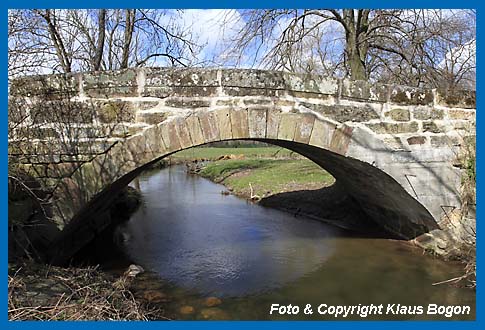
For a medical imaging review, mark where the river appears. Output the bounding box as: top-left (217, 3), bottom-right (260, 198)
top-left (110, 165), bottom-right (475, 320)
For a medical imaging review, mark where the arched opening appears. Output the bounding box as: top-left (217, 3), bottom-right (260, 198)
top-left (47, 131), bottom-right (438, 266)
top-left (53, 140), bottom-right (453, 318)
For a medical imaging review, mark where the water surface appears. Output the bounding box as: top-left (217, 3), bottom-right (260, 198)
top-left (117, 165), bottom-right (475, 320)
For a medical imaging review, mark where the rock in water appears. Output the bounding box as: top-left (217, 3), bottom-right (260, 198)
top-left (199, 308), bottom-right (230, 320)
top-left (179, 305), bottom-right (195, 315)
top-left (142, 290), bottom-right (169, 303)
top-left (204, 296), bottom-right (222, 307)
top-left (124, 264), bottom-right (144, 278)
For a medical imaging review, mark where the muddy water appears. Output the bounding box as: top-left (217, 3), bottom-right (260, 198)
top-left (114, 165), bottom-right (475, 320)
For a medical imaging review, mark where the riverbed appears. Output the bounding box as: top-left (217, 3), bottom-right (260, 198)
top-left (110, 165), bottom-right (475, 320)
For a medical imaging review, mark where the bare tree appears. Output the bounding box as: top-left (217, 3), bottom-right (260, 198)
top-left (8, 9), bottom-right (201, 78)
top-left (226, 9), bottom-right (475, 88)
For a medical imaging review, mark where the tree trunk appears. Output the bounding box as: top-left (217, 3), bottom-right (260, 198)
top-left (121, 9), bottom-right (135, 69)
top-left (342, 9), bottom-right (367, 81)
top-left (93, 9), bottom-right (106, 71)
top-left (39, 10), bottom-right (72, 73)
top-left (347, 43), bottom-right (366, 80)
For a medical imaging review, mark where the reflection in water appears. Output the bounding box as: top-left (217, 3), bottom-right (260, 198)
top-left (121, 165), bottom-right (338, 296)
top-left (119, 165), bottom-right (475, 320)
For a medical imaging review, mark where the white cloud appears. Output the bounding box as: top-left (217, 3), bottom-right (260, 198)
top-left (175, 9), bottom-right (245, 66)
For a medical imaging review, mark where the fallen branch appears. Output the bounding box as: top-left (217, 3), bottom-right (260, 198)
top-left (249, 183), bottom-right (261, 201)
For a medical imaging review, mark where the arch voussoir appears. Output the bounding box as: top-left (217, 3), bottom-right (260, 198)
top-left (294, 113), bottom-right (316, 144)
top-left (277, 113), bottom-right (299, 141)
top-left (198, 111), bottom-right (221, 142)
top-left (248, 108), bottom-right (267, 139)
top-left (214, 108), bottom-right (233, 140)
top-left (309, 118), bottom-right (336, 150)
top-left (230, 108), bottom-right (250, 139)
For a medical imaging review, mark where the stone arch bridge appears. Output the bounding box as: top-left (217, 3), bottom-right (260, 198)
top-left (9, 68), bottom-right (476, 264)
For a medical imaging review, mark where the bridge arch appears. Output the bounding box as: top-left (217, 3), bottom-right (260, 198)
top-left (47, 107), bottom-right (439, 264)
top-left (9, 68), bottom-right (474, 263)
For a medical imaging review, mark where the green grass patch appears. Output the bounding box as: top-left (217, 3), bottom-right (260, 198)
top-left (171, 147), bottom-right (296, 161)
top-left (199, 158), bottom-right (335, 198)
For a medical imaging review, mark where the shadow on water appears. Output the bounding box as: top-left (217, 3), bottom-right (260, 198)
top-left (73, 164), bottom-right (475, 320)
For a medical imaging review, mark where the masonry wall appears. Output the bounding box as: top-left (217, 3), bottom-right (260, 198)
top-left (8, 68), bottom-right (476, 261)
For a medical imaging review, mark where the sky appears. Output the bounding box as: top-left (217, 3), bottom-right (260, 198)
top-left (7, 9), bottom-right (476, 80)
top-left (159, 9), bottom-right (245, 66)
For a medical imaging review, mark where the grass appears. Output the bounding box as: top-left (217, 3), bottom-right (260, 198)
top-left (199, 158), bottom-right (335, 199)
top-left (171, 147), bottom-right (297, 161)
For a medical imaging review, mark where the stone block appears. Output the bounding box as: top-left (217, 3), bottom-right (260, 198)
top-left (137, 111), bottom-right (168, 125)
top-left (199, 111), bottom-right (220, 142)
top-left (142, 87), bottom-right (172, 98)
top-left (16, 126), bottom-right (60, 139)
top-left (366, 122), bottom-right (419, 134)
top-left (430, 135), bottom-right (461, 147)
top-left (141, 125), bottom-right (165, 156)
top-left (300, 102), bottom-right (379, 122)
top-left (165, 98), bottom-right (210, 108)
top-left (389, 86), bottom-right (433, 105)
top-left (340, 80), bottom-right (388, 102)
top-left (22, 163), bottom-right (48, 177)
top-left (230, 109), bottom-right (249, 139)
top-left (121, 134), bottom-right (150, 166)
top-left (145, 67), bottom-right (220, 87)
top-left (174, 117), bottom-right (193, 149)
top-left (248, 108), bottom-right (267, 138)
top-left (385, 108), bottom-right (410, 122)
top-left (159, 121), bottom-right (181, 152)
top-left (329, 125), bottom-right (353, 155)
top-left (407, 136), bottom-right (427, 145)
top-left (215, 108), bottom-right (233, 140)
top-left (170, 86), bottom-right (218, 97)
top-left (243, 99), bottom-right (272, 106)
top-left (127, 124), bottom-right (148, 136)
top-left (277, 113), bottom-right (298, 141)
top-left (83, 69), bottom-right (139, 98)
top-left (223, 87), bottom-right (281, 97)
top-left (383, 137), bottom-right (405, 150)
top-left (221, 70), bottom-right (286, 89)
top-left (422, 121), bottom-right (443, 133)
top-left (282, 72), bottom-right (339, 94)
top-left (288, 91), bottom-right (334, 100)
top-left (266, 110), bottom-right (281, 139)
top-left (30, 100), bottom-right (95, 124)
top-left (136, 101), bottom-right (160, 110)
top-left (448, 110), bottom-right (475, 120)
top-left (216, 99), bottom-right (238, 106)
top-left (413, 107), bottom-right (444, 120)
top-left (275, 99), bottom-right (295, 107)
top-left (96, 100), bottom-right (136, 123)
top-left (60, 153), bottom-right (98, 162)
top-left (435, 89), bottom-right (475, 109)
top-left (452, 121), bottom-right (476, 132)
top-left (294, 114), bottom-right (315, 144)
top-left (11, 73), bottom-right (79, 98)
top-left (185, 115), bottom-right (205, 146)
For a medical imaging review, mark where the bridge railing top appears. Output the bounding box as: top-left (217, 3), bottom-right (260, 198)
top-left (10, 67), bottom-right (476, 109)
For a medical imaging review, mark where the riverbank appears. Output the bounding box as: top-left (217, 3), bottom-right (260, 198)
top-left (167, 146), bottom-right (335, 199)
top-left (8, 260), bottom-right (168, 320)
top-left (177, 148), bottom-right (385, 234)
top-left (198, 158), bottom-right (335, 200)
